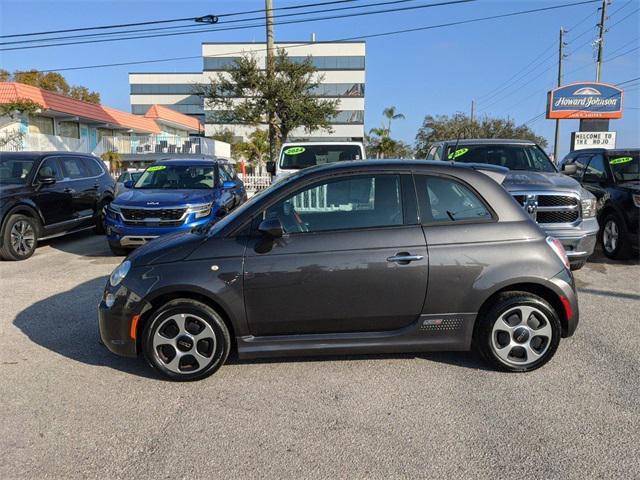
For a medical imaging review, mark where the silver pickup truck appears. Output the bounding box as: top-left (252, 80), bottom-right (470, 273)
top-left (426, 139), bottom-right (598, 269)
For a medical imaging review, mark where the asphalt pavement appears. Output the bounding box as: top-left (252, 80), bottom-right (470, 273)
top-left (1, 231), bottom-right (638, 479)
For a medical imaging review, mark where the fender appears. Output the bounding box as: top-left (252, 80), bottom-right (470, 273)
top-left (0, 201), bottom-right (44, 246)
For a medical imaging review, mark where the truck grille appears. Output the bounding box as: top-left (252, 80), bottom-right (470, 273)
top-left (511, 193), bottom-right (580, 225)
top-left (121, 208), bottom-right (186, 221)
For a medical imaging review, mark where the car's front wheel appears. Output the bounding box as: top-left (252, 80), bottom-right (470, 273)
top-left (601, 212), bottom-right (631, 259)
top-left (476, 292), bottom-right (561, 372)
top-left (0, 214), bottom-right (39, 261)
top-left (142, 299), bottom-right (231, 381)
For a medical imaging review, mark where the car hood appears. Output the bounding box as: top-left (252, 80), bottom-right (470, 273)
top-left (502, 171), bottom-right (580, 192)
top-left (127, 229), bottom-right (208, 266)
top-left (112, 188), bottom-right (214, 208)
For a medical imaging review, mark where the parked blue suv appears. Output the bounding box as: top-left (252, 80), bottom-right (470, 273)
top-left (104, 159), bottom-right (246, 255)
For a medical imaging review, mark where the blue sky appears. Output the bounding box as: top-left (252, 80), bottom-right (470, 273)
top-left (1, 0), bottom-right (638, 158)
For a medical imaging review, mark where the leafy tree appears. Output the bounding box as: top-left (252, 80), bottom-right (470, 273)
top-left (236, 129), bottom-right (270, 172)
top-left (367, 106), bottom-right (410, 159)
top-left (415, 113), bottom-right (547, 158)
top-left (0, 98), bottom-right (42, 118)
top-left (5, 70), bottom-right (101, 104)
top-left (199, 49), bottom-right (339, 156)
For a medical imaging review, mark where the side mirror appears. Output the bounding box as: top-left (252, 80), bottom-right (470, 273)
top-left (38, 175), bottom-right (56, 185)
top-left (123, 180), bottom-right (133, 188)
top-left (222, 180), bottom-right (236, 189)
top-left (266, 161), bottom-right (276, 174)
top-left (561, 163), bottom-right (577, 175)
top-left (258, 217), bottom-right (283, 238)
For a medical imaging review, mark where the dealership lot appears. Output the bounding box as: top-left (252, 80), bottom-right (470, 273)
top-left (0, 232), bottom-right (638, 479)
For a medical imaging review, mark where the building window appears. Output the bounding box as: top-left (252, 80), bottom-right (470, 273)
top-left (131, 104), bottom-right (204, 115)
top-left (130, 84), bottom-right (203, 94)
top-left (289, 56), bottom-right (365, 70)
top-left (309, 83), bottom-right (365, 97)
top-left (58, 121), bottom-right (80, 139)
top-left (205, 110), bottom-right (242, 124)
top-left (330, 110), bottom-right (364, 124)
top-left (28, 115), bottom-right (54, 135)
top-left (203, 57), bottom-right (242, 71)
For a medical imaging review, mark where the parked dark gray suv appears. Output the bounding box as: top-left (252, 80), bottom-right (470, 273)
top-left (426, 139), bottom-right (599, 269)
top-left (99, 160), bottom-right (579, 381)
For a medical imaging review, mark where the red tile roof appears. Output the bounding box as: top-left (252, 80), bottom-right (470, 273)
top-left (144, 104), bottom-right (203, 132)
top-left (0, 82), bottom-right (161, 133)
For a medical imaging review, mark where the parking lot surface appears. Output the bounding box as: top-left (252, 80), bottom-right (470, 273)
top-left (1, 232), bottom-right (638, 479)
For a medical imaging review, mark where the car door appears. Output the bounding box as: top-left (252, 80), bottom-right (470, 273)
top-left (243, 172), bottom-right (429, 336)
top-left (582, 153), bottom-right (609, 205)
top-left (32, 157), bottom-right (72, 228)
top-left (58, 156), bottom-right (95, 225)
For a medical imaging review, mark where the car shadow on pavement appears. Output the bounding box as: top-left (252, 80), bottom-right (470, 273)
top-left (13, 276), bottom-right (157, 379)
top-left (42, 230), bottom-right (118, 259)
top-left (586, 245), bottom-right (639, 266)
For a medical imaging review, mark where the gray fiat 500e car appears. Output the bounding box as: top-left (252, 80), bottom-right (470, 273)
top-left (99, 160), bottom-right (579, 381)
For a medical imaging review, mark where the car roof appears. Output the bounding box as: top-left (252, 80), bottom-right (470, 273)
top-left (432, 138), bottom-right (538, 146)
top-left (566, 148), bottom-right (640, 155)
top-left (296, 159), bottom-right (509, 176)
top-left (153, 158), bottom-right (219, 166)
top-left (0, 151), bottom-right (98, 160)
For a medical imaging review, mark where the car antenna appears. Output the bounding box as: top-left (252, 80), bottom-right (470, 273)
top-left (450, 127), bottom-right (466, 163)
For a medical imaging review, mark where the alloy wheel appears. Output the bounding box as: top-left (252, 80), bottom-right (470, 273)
top-left (152, 313), bottom-right (217, 374)
top-left (603, 219), bottom-right (618, 254)
top-left (491, 305), bottom-right (553, 367)
top-left (10, 220), bottom-right (36, 256)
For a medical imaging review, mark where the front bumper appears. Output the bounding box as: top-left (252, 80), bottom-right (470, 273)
top-left (542, 217), bottom-right (599, 262)
top-left (98, 281), bottom-right (151, 357)
top-left (105, 210), bottom-right (215, 248)
top-left (549, 268), bottom-right (579, 337)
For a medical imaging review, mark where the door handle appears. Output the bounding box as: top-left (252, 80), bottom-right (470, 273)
top-left (387, 254), bottom-right (424, 264)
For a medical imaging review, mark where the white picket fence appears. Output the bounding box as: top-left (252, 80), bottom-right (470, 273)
top-left (239, 173), bottom-right (272, 196)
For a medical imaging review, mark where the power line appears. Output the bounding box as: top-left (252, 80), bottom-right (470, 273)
top-left (0, 0), bottom-right (423, 47)
top-left (608, 0), bottom-right (634, 17)
top-left (0, 0), bottom-right (362, 39)
top-left (0, 0), bottom-right (477, 52)
top-left (607, 6), bottom-right (640, 29)
top-left (30, 0), bottom-right (603, 74)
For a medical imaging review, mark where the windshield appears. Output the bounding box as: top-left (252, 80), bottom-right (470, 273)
top-left (608, 153), bottom-right (639, 182)
top-left (134, 164), bottom-right (215, 189)
top-left (0, 157), bottom-right (36, 184)
top-left (445, 144), bottom-right (556, 172)
top-left (279, 144), bottom-right (362, 170)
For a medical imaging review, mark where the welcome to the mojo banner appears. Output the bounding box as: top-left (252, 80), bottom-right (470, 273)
top-left (546, 82), bottom-right (623, 119)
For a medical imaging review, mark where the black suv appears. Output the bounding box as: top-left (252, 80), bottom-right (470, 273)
top-left (560, 148), bottom-right (639, 259)
top-left (0, 151), bottom-right (116, 260)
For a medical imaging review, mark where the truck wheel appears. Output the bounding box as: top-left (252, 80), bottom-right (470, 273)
top-left (601, 213), bottom-right (630, 259)
top-left (0, 214), bottom-right (39, 261)
top-left (475, 292), bottom-right (561, 372)
top-left (569, 260), bottom-right (586, 270)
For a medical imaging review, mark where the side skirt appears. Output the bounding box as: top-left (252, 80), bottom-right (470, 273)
top-left (236, 313), bottom-right (477, 359)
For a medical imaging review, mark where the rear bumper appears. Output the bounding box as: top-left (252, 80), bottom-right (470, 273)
top-left (542, 217), bottom-right (599, 262)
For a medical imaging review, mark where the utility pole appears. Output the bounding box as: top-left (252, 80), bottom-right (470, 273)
top-left (553, 27), bottom-right (566, 162)
top-left (265, 0), bottom-right (277, 163)
top-left (595, 0), bottom-right (608, 81)
top-left (470, 100), bottom-right (475, 122)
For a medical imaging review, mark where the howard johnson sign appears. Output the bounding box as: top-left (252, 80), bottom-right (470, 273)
top-left (546, 82), bottom-right (623, 119)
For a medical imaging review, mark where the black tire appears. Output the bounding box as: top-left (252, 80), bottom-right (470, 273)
top-left (569, 260), bottom-right (586, 270)
top-left (93, 199), bottom-right (110, 235)
top-left (0, 214), bottom-right (39, 261)
top-left (108, 241), bottom-right (128, 256)
top-left (601, 212), bottom-right (631, 260)
top-left (475, 292), bottom-right (561, 372)
top-left (142, 299), bottom-right (231, 381)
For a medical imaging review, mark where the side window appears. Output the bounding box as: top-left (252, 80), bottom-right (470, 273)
top-left (572, 154), bottom-right (590, 180)
top-left (415, 175), bottom-right (492, 223)
top-left (117, 172), bottom-right (129, 182)
top-left (433, 146), bottom-right (442, 161)
top-left (223, 164), bottom-right (237, 179)
top-left (38, 158), bottom-right (63, 181)
top-left (60, 157), bottom-right (87, 179)
top-left (584, 154), bottom-right (607, 182)
top-left (264, 174), bottom-right (403, 234)
top-left (426, 146), bottom-right (435, 160)
top-left (218, 165), bottom-right (232, 183)
top-left (82, 157), bottom-right (104, 177)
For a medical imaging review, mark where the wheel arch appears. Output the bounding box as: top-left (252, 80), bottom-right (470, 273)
top-left (135, 288), bottom-right (237, 354)
top-left (474, 282), bottom-right (569, 338)
top-left (0, 203), bottom-right (44, 245)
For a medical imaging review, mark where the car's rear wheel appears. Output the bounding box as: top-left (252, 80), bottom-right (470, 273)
top-left (476, 292), bottom-right (561, 372)
top-left (0, 214), bottom-right (39, 261)
top-left (601, 212), bottom-right (630, 259)
top-left (93, 199), bottom-right (111, 235)
top-left (142, 299), bottom-right (231, 381)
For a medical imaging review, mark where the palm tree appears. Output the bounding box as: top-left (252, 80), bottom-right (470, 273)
top-left (237, 129), bottom-right (269, 173)
top-left (382, 106), bottom-right (405, 135)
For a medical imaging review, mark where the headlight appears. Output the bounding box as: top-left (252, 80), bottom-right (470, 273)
top-left (581, 198), bottom-right (597, 218)
top-left (633, 194), bottom-right (640, 208)
top-left (188, 203), bottom-right (213, 219)
top-left (109, 260), bottom-right (131, 287)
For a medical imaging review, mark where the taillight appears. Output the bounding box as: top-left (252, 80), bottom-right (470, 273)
top-left (546, 236), bottom-right (570, 269)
